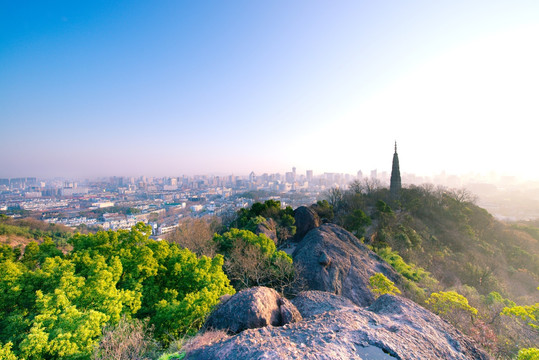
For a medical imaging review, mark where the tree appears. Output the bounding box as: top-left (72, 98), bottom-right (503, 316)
top-left (369, 273), bottom-right (401, 298)
top-left (311, 200), bottom-right (334, 221)
top-left (213, 228), bottom-right (295, 293)
top-left (343, 209), bottom-right (371, 237)
top-left (0, 223), bottom-right (235, 358)
top-left (502, 302), bottom-right (539, 332)
top-left (93, 317), bottom-right (158, 360)
top-left (166, 217), bottom-right (220, 257)
top-left (426, 291), bottom-right (478, 326)
top-left (232, 200), bottom-right (296, 244)
top-left (325, 187), bottom-right (343, 210)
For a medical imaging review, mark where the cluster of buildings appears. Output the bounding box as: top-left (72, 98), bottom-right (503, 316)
top-left (0, 169), bottom-right (366, 235)
top-left (4, 144), bottom-right (538, 230)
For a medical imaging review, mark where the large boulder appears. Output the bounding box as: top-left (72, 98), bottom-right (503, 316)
top-left (204, 287), bottom-right (302, 334)
top-left (292, 223), bottom-right (402, 306)
top-left (186, 292), bottom-right (490, 360)
top-left (293, 206), bottom-right (320, 241)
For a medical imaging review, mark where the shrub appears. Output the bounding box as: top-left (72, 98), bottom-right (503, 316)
top-left (369, 273), bottom-right (401, 297)
top-left (0, 342), bottom-right (17, 360)
top-left (214, 228), bottom-right (296, 293)
top-left (517, 348), bottom-right (539, 360)
top-left (93, 317), bottom-right (158, 360)
top-left (426, 291), bottom-right (478, 328)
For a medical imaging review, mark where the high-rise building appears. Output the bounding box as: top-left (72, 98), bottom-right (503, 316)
top-left (390, 141), bottom-right (402, 199)
top-left (306, 170), bottom-right (313, 182)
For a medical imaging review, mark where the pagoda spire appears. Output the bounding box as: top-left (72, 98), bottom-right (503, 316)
top-left (390, 141), bottom-right (401, 199)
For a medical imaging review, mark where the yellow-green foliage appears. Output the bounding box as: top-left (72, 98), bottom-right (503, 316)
top-left (0, 342), bottom-right (17, 360)
top-left (517, 348), bottom-right (539, 360)
top-left (214, 228), bottom-right (278, 257)
top-left (0, 223), bottom-right (234, 359)
top-left (369, 273), bottom-right (401, 297)
top-left (426, 291), bottom-right (478, 316)
top-left (375, 246), bottom-right (432, 282)
top-left (502, 302), bottom-right (539, 330)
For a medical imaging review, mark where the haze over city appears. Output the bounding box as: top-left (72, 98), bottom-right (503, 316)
top-left (2, 1), bottom-right (539, 180)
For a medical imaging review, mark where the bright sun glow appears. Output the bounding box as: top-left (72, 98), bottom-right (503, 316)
top-left (296, 24), bottom-right (539, 179)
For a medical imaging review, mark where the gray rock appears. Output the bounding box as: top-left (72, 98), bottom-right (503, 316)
top-left (294, 206), bottom-right (320, 241)
top-left (278, 297), bottom-right (303, 325)
top-left (255, 218), bottom-right (278, 244)
top-left (318, 251), bottom-right (331, 266)
top-left (291, 290), bottom-right (356, 318)
top-left (204, 287), bottom-right (302, 334)
top-left (292, 223), bottom-right (402, 306)
top-left (187, 292), bottom-right (490, 360)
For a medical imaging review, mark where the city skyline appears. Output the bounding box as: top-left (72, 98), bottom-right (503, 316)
top-left (2, 2), bottom-right (539, 180)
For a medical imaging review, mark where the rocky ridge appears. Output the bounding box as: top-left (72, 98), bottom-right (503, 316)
top-left (185, 210), bottom-right (490, 359)
top-left (187, 290), bottom-right (489, 359)
top-left (293, 223), bottom-right (403, 306)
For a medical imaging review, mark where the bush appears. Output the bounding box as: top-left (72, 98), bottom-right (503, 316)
top-left (214, 228), bottom-right (296, 293)
top-left (232, 200), bottom-right (296, 244)
top-left (426, 291), bottom-right (478, 328)
top-left (93, 317), bottom-right (158, 360)
top-left (375, 247), bottom-right (432, 282)
top-left (369, 273), bottom-right (401, 298)
top-left (517, 348), bottom-right (539, 360)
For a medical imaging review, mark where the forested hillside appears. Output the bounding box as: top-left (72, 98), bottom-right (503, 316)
top-left (323, 181), bottom-right (539, 357)
top-left (1, 192), bottom-right (538, 359)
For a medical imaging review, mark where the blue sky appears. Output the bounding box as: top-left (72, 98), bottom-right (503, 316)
top-left (2, 1), bottom-right (539, 179)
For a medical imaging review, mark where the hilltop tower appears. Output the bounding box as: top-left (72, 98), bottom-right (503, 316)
top-left (390, 142), bottom-right (401, 199)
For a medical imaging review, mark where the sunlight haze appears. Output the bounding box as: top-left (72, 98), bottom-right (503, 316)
top-left (1, 1), bottom-right (538, 180)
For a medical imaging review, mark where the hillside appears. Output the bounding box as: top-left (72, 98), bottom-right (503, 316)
top-left (1, 194), bottom-right (538, 359)
top-left (326, 183), bottom-right (539, 303)
top-left (320, 182), bottom-right (539, 356)
top-left (0, 215), bottom-right (73, 248)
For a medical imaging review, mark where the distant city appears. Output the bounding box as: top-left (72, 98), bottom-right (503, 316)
top-left (2, 167), bottom-right (539, 236)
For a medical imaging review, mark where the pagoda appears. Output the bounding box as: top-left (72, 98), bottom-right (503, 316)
top-left (390, 141), bottom-right (401, 199)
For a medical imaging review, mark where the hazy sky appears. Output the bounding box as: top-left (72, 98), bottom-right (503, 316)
top-left (2, 1), bottom-right (539, 179)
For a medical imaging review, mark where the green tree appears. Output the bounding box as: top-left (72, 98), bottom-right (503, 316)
top-left (502, 302), bottom-right (539, 331)
top-left (213, 228), bottom-right (295, 293)
top-left (232, 200), bottom-right (296, 244)
top-left (517, 348), bottom-right (539, 360)
top-left (0, 342), bottom-right (17, 360)
top-left (369, 273), bottom-right (401, 298)
top-left (0, 223), bottom-right (235, 358)
top-left (343, 209), bottom-right (371, 237)
top-left (426, 291), bottom-right (478, 327)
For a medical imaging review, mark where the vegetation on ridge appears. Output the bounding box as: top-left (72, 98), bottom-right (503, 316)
top-left (324, 180), bottom-right (539, 357)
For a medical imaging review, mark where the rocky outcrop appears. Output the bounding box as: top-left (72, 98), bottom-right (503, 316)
top-left (255, 218), bottom-right (278, 244)
top-left (203, 287), bottom-right (302, 334)
top-left (186, 292), bottom-right (490, 360)
top-left (293, 206), bottom-right (320, 241)
top-left (292, 223), bottom-right (402, 306)
top-left (291, 290), bottom-right (356, 318)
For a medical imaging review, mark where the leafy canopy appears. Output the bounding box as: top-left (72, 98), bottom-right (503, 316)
top-left (0, 223), bottom-right (234, 359)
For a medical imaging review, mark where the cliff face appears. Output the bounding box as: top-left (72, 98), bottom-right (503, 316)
top-left (187, 290), bottom-right (490, 360)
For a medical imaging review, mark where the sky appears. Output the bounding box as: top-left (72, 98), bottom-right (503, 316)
top-left (1, 1), bottom-right (539, 180)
